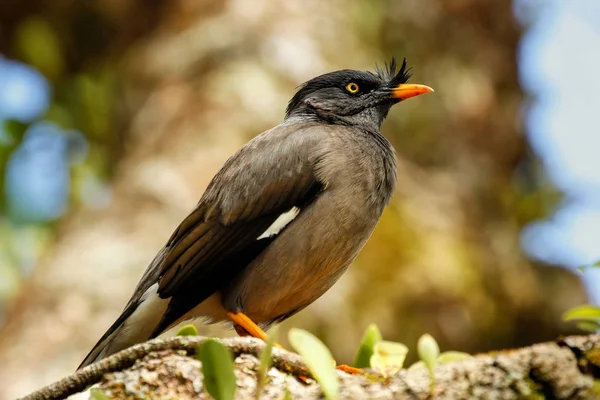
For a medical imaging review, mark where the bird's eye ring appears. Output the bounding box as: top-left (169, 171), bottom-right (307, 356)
top-left (345, 82), bottom-right (360, 94)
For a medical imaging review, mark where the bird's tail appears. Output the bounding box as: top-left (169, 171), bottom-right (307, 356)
top-left (77, 327), bottom-right (118, 370)
top-left (78, 284), bottom-right (169, 370)
top-left (78, 250), bottom-right (170, 370)
top-left (78, 318), bottom-right (127, 369)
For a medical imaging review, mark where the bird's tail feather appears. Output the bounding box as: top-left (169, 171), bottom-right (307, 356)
top-left (78, 282), bottom-right (170, 370)
top-left (78, 322), bottom-right (124, 369)
top-left (78, 249), bottom-right (171, 370)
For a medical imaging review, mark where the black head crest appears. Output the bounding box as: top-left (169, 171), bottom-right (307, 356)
top-left (374, 57), bottom-right (413, 87)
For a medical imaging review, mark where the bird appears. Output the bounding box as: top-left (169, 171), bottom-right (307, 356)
top-left (79, 58), bottom-right (433, 369)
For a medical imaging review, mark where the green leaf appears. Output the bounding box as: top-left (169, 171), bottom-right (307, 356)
top-left (288, 328), bottom-right (338, 400)
top-left (563, 305), bottom-right (600, 322)
top-left (196, 339), bottom-right (237, 400)
top-left (353, 324), bottom-right (383, 368)
top-left (576, 321), bottom-right (600, 333)
top-left (418, 333), bottom-right (439, 392)
top-left (437, 351), bottom-right (472, 364)
top-left (257, 326), bottom-right (279, 398)
top-left (417, 334), bottom-right (439, 372)
top-left (370, 341), bottom-right (408, 377)
top-left (176, 324), bottom-right (199, 336)
top-left (90, 388), bottom-right (109, 400)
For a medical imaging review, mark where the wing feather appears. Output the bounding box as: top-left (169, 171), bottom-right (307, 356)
top-left (154, 123), bottom-right (326, 320)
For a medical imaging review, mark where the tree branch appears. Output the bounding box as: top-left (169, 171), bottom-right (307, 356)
top-left (20, 334), bottom-right (600, 400)
top-left (19, 336), bottom-right (309, 400)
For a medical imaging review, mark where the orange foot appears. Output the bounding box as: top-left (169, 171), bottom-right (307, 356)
top-left (336, 364), bottom-right (361, 374)
top-left (226, 311), bottom-right (362, 375)
top-left (227, 311), bottom-right (269, 341)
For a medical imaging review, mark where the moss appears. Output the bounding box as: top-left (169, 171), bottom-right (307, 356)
top-left (518, 376), bottom-right (546, 400)
top-left (591, 379), bottom-right (600, 395)
top-left (581, 347), bottom-right (600, 380)
top-left (585, 348), bottom-right (600, 369)
top-left (362, 371), bottom-right (392, 385)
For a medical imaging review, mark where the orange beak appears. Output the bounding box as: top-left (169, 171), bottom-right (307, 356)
top-left (391, 84), bottom-right (434, 101)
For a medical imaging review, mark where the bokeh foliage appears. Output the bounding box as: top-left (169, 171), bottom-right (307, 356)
top-left (0, 6), bottom-right (126, 306)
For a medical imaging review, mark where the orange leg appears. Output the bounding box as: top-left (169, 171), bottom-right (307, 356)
top-left (226, 311), bottom-right (360, 375)
top-left (226, 311), bottom-right (269, 341)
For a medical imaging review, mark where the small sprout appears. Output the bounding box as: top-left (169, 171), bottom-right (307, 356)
top-left (563, 305), bottom-right (600, 323)
top-left (288, 328), bottom-right (339, 400)
top-left (417, 334), bottom-right (439, 372)
top-left (577, 321), bottom-right (600, 333)
top-left (408, 351), bottom-right (472, 371)
top-left (437, 351), bottom-right (472, 364)
top-left (90, 388), bottom-right (109, 400)
top-left (176, 324), bottom-right (199, 336)
top-left (370, 340), bottom-right (408, 377)
top-left (196, 339), bottom-right (237, 400)
top-left (563, 304), bottom-right (600, 332)
top-left (257, 326), bottom-right (279, 399)
top-left (353, 324), bottom-right (383, 368)
top-left (417, 333), bottom-right (439, 391)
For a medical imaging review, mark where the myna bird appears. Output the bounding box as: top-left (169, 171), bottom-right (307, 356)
top-left (79, 58), bottom-right (433, 369)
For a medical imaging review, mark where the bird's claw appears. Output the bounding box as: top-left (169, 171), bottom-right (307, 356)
top-left (336, 364), bottom-right (362, 374)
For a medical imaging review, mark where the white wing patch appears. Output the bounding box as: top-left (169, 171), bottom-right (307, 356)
top-left (117, 283), bottom-right (169, 347)
top-left (257, 207), bottom-right (300, 240)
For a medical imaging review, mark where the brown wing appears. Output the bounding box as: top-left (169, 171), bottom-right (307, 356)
top-left (150, 123), bottom-right (326, 333)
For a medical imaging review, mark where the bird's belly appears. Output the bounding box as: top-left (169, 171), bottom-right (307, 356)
top-left (221, 191), bottom-right (378, 323)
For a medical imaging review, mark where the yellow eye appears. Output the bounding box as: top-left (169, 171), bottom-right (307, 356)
top-left (345, 82), bottom-right (360, 94)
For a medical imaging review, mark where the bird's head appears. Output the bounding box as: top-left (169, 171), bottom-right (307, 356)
top-left (285, 58), bottom-right (433, 131)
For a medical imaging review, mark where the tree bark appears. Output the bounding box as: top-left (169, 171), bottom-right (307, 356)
top-left (21, 334), bottom-right (600, 400)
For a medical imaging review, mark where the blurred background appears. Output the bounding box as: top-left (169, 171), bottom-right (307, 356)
top-left (0, 0), bottom-right (597, 398)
